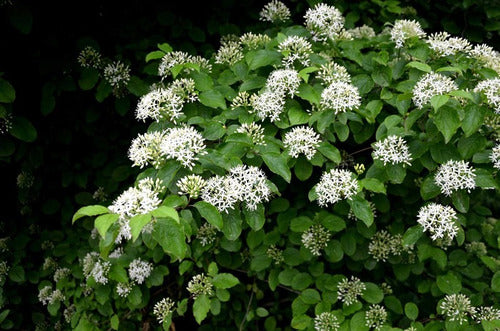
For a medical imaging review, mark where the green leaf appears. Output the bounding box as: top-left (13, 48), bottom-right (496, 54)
top-left (433, 106), bottom-right (460, 143)
top-left (361, 282), bottom-right (384, 303)
top-left (294, 157), bottom-right (313, 181)
top-left (297, 83), bottom-right (320, 105)
top-left (108, 265), bottom-right (128, 283)
top-left (110, 315), bottom-right (119, 330)
top-left (8, 265), bottom-right (25, 282)
top-left (347, 195), bottom-right (374, 227)
top-left (151, 206), bottom-right (179, 222)
top-left (72, 205), bottom-right (109, 223)
top-left (420, 176), bottom-right (441, 200)
top-left (191, 71), bottom-right (214, 91)
top-left (246, 50), bottom-right (281, 70)
top-left (350, 311), bottom-right (369, 331)
top-left (360, 178), bottom-right (386, 194)
top-left (243, 204), bottom-right (265, 231)
top-left (0, 78), bottom-right (15, 103)
top-left (290, 216), bottom-right (313, 232)
top-left (194, 201), bottom-right (223, 229)
top-left (436, 272), bottom-right (462, 294)
top-left (193, 294), bottom-right (211, 324)
top-left (291, 314), bottom-right (311, 330)
top-left (94, 213), bottom-right (119, 238)
top-left (127, 76), bottom-right (149, 97)
top-left (199, 90), bottom-right (226, 109)
top-left (457, 133), bottom-right (486, 159)
top-left (262, 152), bottom-right (291, 183)
top-left (300, 289), bottom-right (321, 304)
top-left (451, 191), bottom-right (469, 213)
top-left (10, 117), bottom-right (37, 142)
top-left (222, 208), bottom-right (242, 240)
top-left (475, 168), bottom-right (498, 189)
top-left (462, 104), bottom-right (486, 137)
top-left (317, 142), bottom-right (341, 163)
top-left (212, 273), bottom-right (239, 289)
top-left (157, 43), bottom-right (173, 53)
top-left (78, 69), bottom-right (100, 90)
top-left (152, 217), bottom-right (187, 260)
top-left (406, 61), bottom-right (432, 73)
top-left (430, 95), bottom-right (450, 111)
top-left (402, 225), bottom-right (424, 247)
top-left (145, 50), bottom-right (165, 62)
top-left (492, 271), bottom-right (500, 292)
top-left (405, 302), bottom-right (419, 320)
top-left (129, 214), bottom-right (152, 241)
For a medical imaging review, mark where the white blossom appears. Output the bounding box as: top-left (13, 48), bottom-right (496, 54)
top-left (320, 81), bottom-right (361, 114)
top-left (368, 230), bottom-right (403, 262)
top-left (135, 88), bottom-right (184, 123)
top-left (159, 126), bottom-right (207, 169)
top-left (337, 276), bottom-right (366, 305)
top-left (77, 46), bottom-right (102, 69)
top-left (304, 3), bottom-right (345, 42)
top-left (278, 35), bottom-right (313, 67)
top-left (266, 69), bottom-right (301, 97)
top-left (348, 25), bottom-right (376, 39)
top-left (373, 135), bottom-right (412, 166)
top-left (158, 51), bottom-right (211, 78)
top-left (177, 174), bottom-right (206, 199)
top-left (197, 222), bottom-right (218, 246)
top-left (236, 122), bottom-right (266, 145)
top-left (215, 41), bottom-right (244, 66)
top-left (426, 32), bottom-right (471, 57)
top-left (187, 273), bottom-right (214, 298)
top-left (250, 90), bottom-right (286, 122)
top-left (259, 0), bottom-right (290, 23)
top-left (103, 61), bottom-right (130, 88)
top-left (434, 160), bottom-right (476, 196)
top-left (440, 294), bottom-right (476, 324)
top-left (116, 282), bottom-right (133, 297)
top-left (314, 312), bottom-right (340, 331)
top-left (53, 267), bottom-right (71, 282)
top-left (317, 61), bottom-right (351, 85)
top-left (128, 131), bottom-right (166, 169)
top-left (490, 144), bottom-right (500, 169)
top-left (240, 33), bottom-right (271, 49)
top-left (365, 304), bottom-right (387, 330)
top-left (154, 297), bottom-right (176, 324)
top-left (390, 19), bottom-right (426, 48)
top-left (201, 175), bottom-right (240, 213)
top-left (81, 252), bottom-right (111, 285)
top-left (417, 203), bottom-right (459, 241)
top-left (283, 126), bottom-right (321, 160)
top-left (469, 44), bottom-right (500, 74)
top-left (108, 247), bottom-right (124, 259)
top-left (301, 224), bottom-right (331, 256)
top-left (316, 169), bottom-right (358, 206)
top-left (412, 72), bottom-right (457, 109)
top-left (475, 306), bottom-right (500, 322)
top-left (474, 78), bottom-right (500, 114)
top-left (128, 258), bottom-right (153, 284)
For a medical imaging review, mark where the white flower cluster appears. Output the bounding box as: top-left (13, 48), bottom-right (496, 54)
top-left (314, 312), bottom-right (339, 331)
top-left (77, 46), bottom-right (102, 69)
top-left (266, 245), bottom-right (284, 264)
top-left (336, 276), bottom-right (366, 305)
top-left (177, 174), bottom-right (206, 199)
top-left (53, 267), bottom-right (71, 282)
top-left (153, 297), bottom-right (176, 324)
top-left (373, 135), bottom-right (412, 166)
top-left (109, 178), bottom-right (163, 219)
top-left (304, 3), bottom-right (345, 42)
top-left (0, 261), bottom-right (9, 282)
top-left (317, 61), bottom-right (351, 86)
top-left (109, 247), bottom-right (123, 259)
top-left (469, 44), bottom-right (500, 74)
top-left (240, 33), bottom-right (271, 49)
top-left (38, 286), bottom-right (65, 306)
top-left (103, 60), bottom-right (131, 88)
top-left (231, 91), bottom-right (252, 108)
top-left (82, 251), bottom-right (111, 285)
top-left (348, 25), bottom-right (376, 39)
top-left (128, 131), bottom-right (166, 168)
top-left (316, 169), bottom-right (358, 206)
top-left (412, 72), bottom-right (457, 109)
top-left (368, 230), bottom-right (404, 262)
top-left (474, 78), bottom-right (500, 114)
top-left (259, 0), bottom-right (290, 23)
top-left (301, 224), bottom-right (331, 256)
top-left (116, 282), bottom-right (133, 297)
top-left (278, 36), bottom-right (313, 68)
top-left (201, 165), bottom-right (271, 212)
top-left (426, 32), bottom-right (471, 57)
top-left (390, 19), bottom-right (426, 48)
top-left (490, 144), bottom-right (500, 169)
top-left (158, 51), bottom-right (211, 77)
top-left (187, 273), bottom-right (214, 298)
top-left (236, 122), bottom-right (266, 145)
top-left (283, 126), bottom-right (321, 160)
top-left (365, 304), bottom-right (387, 330)
top-left (196, 222), bottom-right (218, 246)
top-left (417, 203), bottom-right (458, 241)
top-left (320, 81), bottom-right (361, 114)
top-left (128, 258), bottom-right (153, 284)
top-left (42, 257), bottom-right (57, 271)
top-left (434, 160), bottom-right (476, 196)
top-left (476, 306), bottom-right (500, 322)
top-left (215, 41), bottom-right (244, 66)
top-left (63, 304), bottom-right (76, 323)
top-left (266, 69), bottom-right (301, 97)
top-left (440, 294), bottom-right (476, 324)
top-left (250, 90), bottom-right (286, 122)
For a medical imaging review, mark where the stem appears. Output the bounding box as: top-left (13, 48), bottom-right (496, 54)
top-left (239, 287), bottom-right (254, 331)
top-left (348, 146), bottom-right (373, 156)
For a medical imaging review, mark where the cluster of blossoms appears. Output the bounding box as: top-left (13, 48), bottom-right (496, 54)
top-left (108, 247), bottom-right (123, 259)
top-left (77, 46), bottom-right (102, 69)
top-left (186, 273), bottom-right (214, 298)
top-left (240, 32), bottom-right (271, 49)
top-left (301, 224), bottom-right (331, 256)
top-left (469, 44), bottom-right (500, 74)
top-left (53, 267), bottom-right (71, 282)
top-left (158, 51), bottom-right (211, 78)
top-left (336, 276), bottom-right (366, 305)
top-left (103, 60), bottom-right (131, 90)
top-left (63, 305), bottom-right (76, 323)
top-left (373, 135), bottom-right (412, 166)
top-left (42, 257), bottom-right (58, 271)
top-left (412, 72), bottom-right (457, 109)
top-left (320, 81), bottom-right (361, 114)
top-left (390, 19), bottom-right (426, 48)
top-left (426, 32), bottom-right (471, 57)
top-left (266, 245), bottom-right (284, 264)
top-left (128, 126), bottom-right (206, 169)
top-left (474, 78), bottom-right (500, 114)
top-left (116, 282), bottom-right (133, 297)
top-left (38, 286), bottom-right (65, 305)
top-left (250, 90), bottom-right (286, 122)
top-left (177, 174), bottom-right (206, 199)
top-left (278, 36), bottom-right (312, 68)
top-left (215, 41), bottom-right (244, 66)
top-left (317, 61), bottom-right (351, 85)
top-left (315, 169), bottom-right (358, 206)
top-left (266, 69), bottom-right (301, 97)
top-left (475, 306), bottom-right (500, 322)
top-left (490, 144), bottom-right (500, 170)
top-left (417, 203), bottom-right (459, 242)
top-left (365, 304), bottom-right (387, 330)
top-left (283, 126), bottom-right (321, 160)
top-left (348, 201), bottom-right (376, 221)
top-left (259, 0), bottom-right (290, 23)
top-left (434, 160), bottom-right (476, 196)
top-left (153, 297), bottom-right (176, 324)
top-left (348, 25), bottom-right (376, 39)
top-left (201, 165), bottom-right (271, 212)
top-left (16, 170), bottom-right (34, 189)
top-left (230, 91), bottom-right (252, 108)
top-left (82, 252), bottom-right (111, 284)
top-left (314, 312), bottom-right (339, 331)
top-left (128, 258), bottom-right (153, 284)
top-left (368, 230), bottom-right (408, 262)
top-left (0, 261), bottom-right (9, 282)
top-left (304, 3), bottom-right (346, 42)
top-left (465, 241), bottom-right (487, 256)
top-left (440, 294), bottom-right (477, 324)
top-left (0, 112), bottom-right (12, 135)
top-left (236, 122), bottom-right (266, 145)
top-left (196, 222), bottom-right (218, 246)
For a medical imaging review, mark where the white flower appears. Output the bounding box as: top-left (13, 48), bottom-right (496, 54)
top-left (201, 175), bottom-right (240, 212)
top-left (240, 33), bottom-right (271, 49)
top-left (490, 144), bottom-right (500, 169)
top-left (231, 91), bottom-right (252, 108)
top-left (77, 46), bottom-right (102, 69)
top-left (250, 90), bottom-right (286, 122)
top-left (434, 160), bottom-right (476, 196)
top-left (259, 0), bottom-right (290, 23)
top-left (53, 267), bottom-right (71, 282)
top-left (475, 306), bottom-right (500, 322)
top-left (474, 78), bottom-right (500, 114)
top-left (177, 174), bottom-right (206, 199)
top-left (158, 51), bottom-right (211, 77)
top-left (38, 286), bottom-right (53, 305)
top-left (116, 282), bottom-right (132, 297)
top-left (128, 258), bottom-right (153, 284)
top-left (108, 178), bottom-right (164, 219)
top-left (266, 69), bottom-right (301, 97)
top-left (317, 61), bottom-right (351, 85)
top-left (115, 219), bottom-right (132, 244)
top-left (283, 126), bottom-right (321, 160)
top-left (187, 273), bottom-right (214, 298)
top-left (109, 247), bottom-right (123, 259)
top-left (412, 72), bottom-right (457, 109)
top-left (215, 41), bottom-right (244, 66)
top-left (314, 312), bottom-right (340, 331)
top-left (236, 122), bottom-right (266, 145)
top-left (348, 25), bottom-right (376, 39)
top-left (228, 165), bottom-right (272, 211)
top-left (278, 35), bottom-right (313, 67)
top-left (469, 44), bottom-right (500, 74)
top-left (365, 304), bottom-right (387, 330)
top-left (336, 276), bottom-right (366, 305)
top-left (128, 131), bottom-right (166, 169)
top-left (81, 252), bottom-right (111, 284)
top-left (316, 169), bottom-right (358, 206)
top-left (196, 222), bottom-right (218, 246)
top-left (320, 81), bottom-right (361, 114)
top-left (160, 125), bottom-right (207, 169)
top-left (373, 135), bottom-right (412, 166)
top-left (304, 3), bottom-right (345, 42)
top-left (301, 224), bottom-right (331, 256)
top-left (154, 297), bottom-right (176, 324)
top-left (417, 203), bottom-right (459, 241)
top-left (390, 19), bottom-right (426, 48)
top-left (103, 61), bottom-right (130, 88)
top-left (368, 230), bottom-right (403, 262)
top-left (135, 88), bottom-right (184, 123)
top-left (426, 32), bottom-right (471, 57)
top-left (440, 294), bottom-right (476, 324)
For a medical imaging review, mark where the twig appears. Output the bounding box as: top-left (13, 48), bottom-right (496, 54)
top-left (239, 287), bottom-right (254, 331)
top-left (348, 146), bottom-right (372, 156)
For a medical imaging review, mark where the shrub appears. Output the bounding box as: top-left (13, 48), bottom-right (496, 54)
top-left (40, 1), bottom-right (500, 330)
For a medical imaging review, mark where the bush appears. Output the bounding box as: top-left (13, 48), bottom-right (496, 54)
top-left (32, 1), bottom-right (500, 330)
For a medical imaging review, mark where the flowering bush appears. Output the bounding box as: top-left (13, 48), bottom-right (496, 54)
top-left (39, 1), bottom-right (500, 330)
